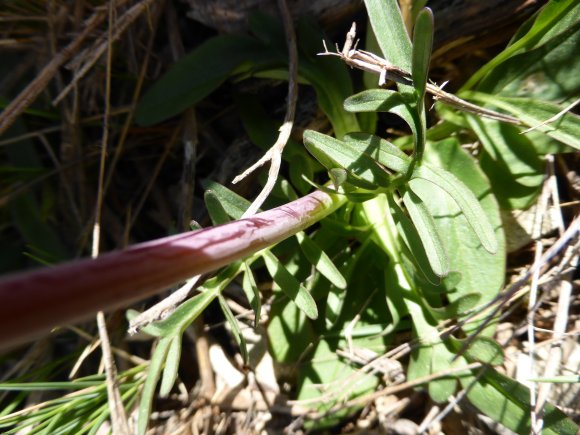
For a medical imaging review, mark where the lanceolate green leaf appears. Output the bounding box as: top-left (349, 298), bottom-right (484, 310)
top-left (364, 0), bottom-right (412, 72)
top-left (408, 139), bottom-right (505, 333)
top-left (344, 90), bottom-right (420, 142)
top-left (242, 262), bottom-right (261, 327)
top-left (295, 232), bottom-right (347, 289)
top-left (387, 194), bottom-right (441, 284)
top-left (137, 337), bottom-right (172, 435)
top-left (201, 181), bottom-right (252, 219)
top-left (401, 187), bottom-right (449, 277)
top-left (262, 251), bottom-right (318, 320)
top-left (218, 294), bottom-right (249, 363)
top-left (343, 132), bottom-right (411, 174)
top-left (411, 8), bottom-right (434, 105)
top-left (303, 130), bottom-right (392, 187)
top-left (136, 36), bottom-right (280, 125)
top-left (159, 335), bottom-right (182, 397)
top-left (205, 190), bottom-right (232, 225)
top-left (410, 165), bottom-right (498, 254)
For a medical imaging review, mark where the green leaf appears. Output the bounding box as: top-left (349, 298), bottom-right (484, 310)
top-left (386, 193), bottom-right (441, 284)
top-left (364, 0), bottom-right (412, 72)
top-left (343, 132), bottom-right (411, 174)
top-left (262, 250), bottom-right (318, 319)
top-left (344, 90), bottom-right (420, 142)
top-left (136, 35), bottom-right (281, 125)
top-left (267, 296), bottom-right (316, 363)
top-left (476, 18), bottom-right (580, 102)
top-left (462, 0), bottom-right (580, 90)
top-left (151, 286), bottom-right (221, 336)
top-left (204, 190), bottom-right (232, 225)
top-left (411, 8), bottom-right (434, 105)
top-left (201, 181), bottom-right (252, 219)
top-left (328, 168), bottom-right (348, 189)
top-left (410, 163), bottom-right (498, 254)
top-left (159, 335), bottom-right (182, 397)
top-left (452, 336), bottom-right (504, 365)
top-left (400, 187), bottom-right (449, 277)
top-left (428, 343), bottom-right (460, 403)
top-left (461, 367), bottom-right (579, 434)
top-left (303, 130), bottom-right (392, 188)
top-left (295, 231), bottom-right (347, 289)
top-left (218, 294), bottom-right (249, 363)
top-left (242, 262), bottom-right (261, 327)
top-left (408, 139), bottom-right (505, 332)
top-left (466, 93), bottom-right (580, 149)
top-left (137, 337), bottom-right (172, 435)
top-left (466, 115), bottom-right (544, 209)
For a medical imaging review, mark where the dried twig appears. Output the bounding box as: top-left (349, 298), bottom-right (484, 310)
top-left (0, 10), bottom-right (106, 135)
top-left (231, 0), bottom-right (299, 218)
top-left (53, 0), bottom-right (159, 105)
top-left (320, 23), bottom-right (521, 125)
top-left (92, 4), bottom-right (130, 433)
top-left (521, 98), bottom-right (580, 134)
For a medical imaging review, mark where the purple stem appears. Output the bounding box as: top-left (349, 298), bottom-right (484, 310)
top-left (0, 190), bottom-right (344, 349)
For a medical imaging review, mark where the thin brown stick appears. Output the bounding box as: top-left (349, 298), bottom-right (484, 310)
top-left (53, 0), bottom-right (159, 105)
top-left (321, 23), bottom-right (521, 125)
top-left (232, 0), bottom-right (299, 217)
top-left (93, 3), bottom-right (130, 433)
top-left (0, 10), bottom-right (106, 136)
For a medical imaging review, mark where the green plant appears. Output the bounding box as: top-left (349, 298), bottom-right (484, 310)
top-left (0, 0), bottom-right (578, 433)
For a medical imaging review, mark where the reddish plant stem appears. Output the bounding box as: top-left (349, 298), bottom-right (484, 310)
top-left (0, 190), bottom-right (344, 349)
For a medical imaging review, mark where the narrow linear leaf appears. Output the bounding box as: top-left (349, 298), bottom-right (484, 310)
top-left (295, 231), bottom-right (347, 289)
top-left (386, 193), bottom-right (441, 284)
top-left (412, 8), bottom-right (434, 104)
top-left (410, 165), bottom-right (498, 254)
top-left (242, 261), bottom-right (261, 327)
top-left (218, 294), bottom-right (249, 363)
top-left (262, 250), bottom-right (318, 319)
top-left (159, 335), bottom-right (182, 397)
top-left (137, 337), bottom-right (172, 435)
top-left (401, 188), bottom-right (449, 277)
top-left (204, 190), bottom-right (232, 225)
top-left (461, 367), bottom-right (579, 434)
